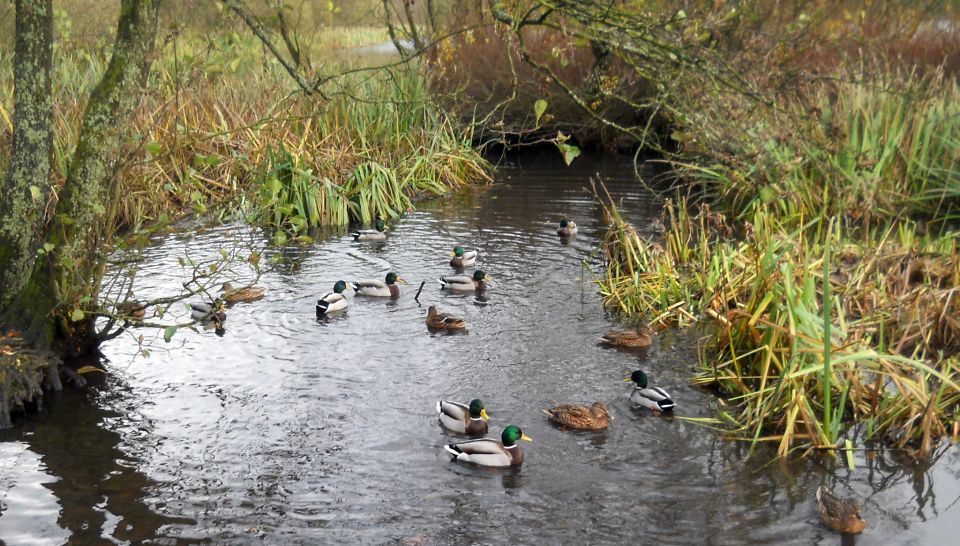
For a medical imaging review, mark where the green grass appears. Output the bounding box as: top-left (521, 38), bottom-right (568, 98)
top-left (597, 194), bottom-right (960, 457)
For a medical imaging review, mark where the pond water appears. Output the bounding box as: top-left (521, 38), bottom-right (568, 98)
top-left (1, 153), bottom-right (959, 545)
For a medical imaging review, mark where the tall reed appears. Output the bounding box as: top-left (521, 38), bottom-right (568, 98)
top-left (597, 193), bottom-right (960, 457)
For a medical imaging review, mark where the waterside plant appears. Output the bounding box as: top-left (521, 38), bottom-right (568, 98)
top-left (597, 192), bottom-right (960, 458)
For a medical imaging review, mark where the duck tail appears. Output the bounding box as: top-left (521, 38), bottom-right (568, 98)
top-left (436, 277), bottom-right (447, 288)
top-left (436, 400), bottom-right (443, 415)
top-left (316, 300), bottom-right (329, 315)
top-left (350, 282), bottom-right (360, 293)
top-left (443, 444), bottom-right (462, 459)
top-left (658, 399), bottom-right (676, 412)
top-left (350, 231), bottom-right (361, 240)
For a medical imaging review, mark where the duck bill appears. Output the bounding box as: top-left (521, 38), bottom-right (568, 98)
top-left (622, 377), bottom-right (633, 382)
top-left (480, 409), bottom-right (490, 421)
top-left (397, 277), bottom-right (408, 284)
top-left (520, 434), bottom-right (532, 442)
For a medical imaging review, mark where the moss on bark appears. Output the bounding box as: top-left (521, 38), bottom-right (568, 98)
top-left (0, 0), bottom-right (54, 308)
top-left (4, 0), bottom-right (160, 355)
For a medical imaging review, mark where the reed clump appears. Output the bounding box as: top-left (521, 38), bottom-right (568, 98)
top-left (0, 27), bottom-right (489, 235)
top-left (598, 194), bottom-right (960, 458)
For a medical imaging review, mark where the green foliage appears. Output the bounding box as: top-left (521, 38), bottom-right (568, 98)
top-left (596, 194), bottom-right (960, 457)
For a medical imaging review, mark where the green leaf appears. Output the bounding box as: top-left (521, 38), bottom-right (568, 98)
top-left (557, 142), bottom-right (581, 166)
top-left (534, 99), bottom-right (548, 125)
top-left (76, 365), bottom-right (106, 374)
top-left (190, 191), bottom-right (204, 203)
top-left (145, 141), bottom-right (163, 156)
top-left (273, 230), bottom-right (288, 246)
top-left (759, 186), bottom-right (777, 204)
top-left (70, 308), bottom-right (84, 322)
top-left (42, 242), bottom-right (55, 253)
top-left (29, 185), bottom-right (43, 201)
top-left (163, 325), bottom-right (177, 343)
top-left (670, 130), bottom-right (693, 143)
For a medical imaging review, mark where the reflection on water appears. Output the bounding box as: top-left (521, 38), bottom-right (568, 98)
top-left (1, 153), bottom-right (959, 545)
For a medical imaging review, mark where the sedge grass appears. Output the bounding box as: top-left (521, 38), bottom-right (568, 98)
top-left (0, 29), bottom-right (490, 233)
top-left (596, 191), bottom-right (960, 458)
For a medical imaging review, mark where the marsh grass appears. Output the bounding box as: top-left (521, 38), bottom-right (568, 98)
top-left (597, 190), bottom-right (960, 457)
top-left (0, 29), bottom-right (489, 234)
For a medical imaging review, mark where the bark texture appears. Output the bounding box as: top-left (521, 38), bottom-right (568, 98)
top-left (8, 0), bottom-right (161, 353)
top-left (0, 0), bottom-right (53, 307)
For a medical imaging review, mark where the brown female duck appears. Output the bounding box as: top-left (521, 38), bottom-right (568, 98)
top-left (543, 401), bottom-right (612, 430)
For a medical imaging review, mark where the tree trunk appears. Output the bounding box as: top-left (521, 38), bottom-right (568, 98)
top-left (5, 0), bottom-right (161, 355)
top-left (0, 0), bottom-right (53, 309)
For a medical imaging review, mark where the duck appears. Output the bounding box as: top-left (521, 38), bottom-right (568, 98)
top-left (816, 486), bottom-right (866, 534)
top-left (543, 401), bottom-right (612, 430)
top-left (221, 282), bottom-right (265, 303)
top-left (600, 325), bottom-right (655, 348)
top-left (443, 425), bottom-right (531, 467)
top-left (116, 300), bottom-right (146, 319)
top-left (351, 217), bottom-right (387, 241)
top-left (557, 218), bottom-right (578, 237)
top-left (437, 399), bottom-right (489, 435)
top-left (625, 370), bottom-right (675, 413)
top-left (190, 302), bottom-right (226, 324)
top-left (352, 272), bottom-right (405, 297)
top-left (426, 306), bottom-right (467, 330)
top-left (316, 280), bottom-right (348, 314)
top-left (438, 270), bottom-right (488, 292)
top-left (449, 246), bottom-right (479, 268)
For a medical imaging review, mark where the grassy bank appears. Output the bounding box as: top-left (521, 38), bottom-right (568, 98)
top-left (572, 3), bottom-right (960, 458)
top-left (0, 21), bottom-right (488, 237)
top-left (599, 195), bottom-right (960, 457)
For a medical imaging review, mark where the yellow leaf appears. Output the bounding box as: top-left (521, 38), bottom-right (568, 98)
top-left (76, 365), bottom-right (106, 374)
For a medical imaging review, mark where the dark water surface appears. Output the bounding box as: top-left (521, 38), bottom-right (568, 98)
top-left (2, 154), bottom-right (959, 545)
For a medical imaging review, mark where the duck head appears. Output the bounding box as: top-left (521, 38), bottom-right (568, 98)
top-left (501, 425), bottom-right (532, 447)
top-left (469, 399), bottom-right (490, 421)
top-left (625, 369), bottom-right (648, 388)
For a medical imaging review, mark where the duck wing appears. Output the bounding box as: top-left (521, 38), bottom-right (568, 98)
top-left (437, 400), bottom-right (469, 432)
top-left (352, 279), bottom-right (390, 296)
top-left (443, 439), bottom-right (513, 467)
top-left (316, 292), bottom-right (347, 313)
top-left (630, 387), bottom-right (675, 412)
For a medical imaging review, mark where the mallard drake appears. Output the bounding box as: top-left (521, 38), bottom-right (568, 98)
top-left (426, 306), bottom-right (467, 330)
top-left (600, 325), bottom-right (655, 348)
top-left (437, 399), bottom-right (489, 435)
top-left (190, 302), bottom-right (226, 324)
top-left (221, 282), bottom-right (265, 303)
top-left (625, 370), bottom-right (675, 413)
top-left (449, 246), bottom-right (479, 268)
top-left (351, 217), bottom-right (387, 241)
top-left (543, 401), bottom-right (612, 430)
top-left (438, 270), bottom-right (488, 292)
top-left (443, 425), bottom-right (531, 467)
top-left (352, 272), bottom-right (405, 297)
top-left (816, 486), bottom-right (866, 534)
top-left (316, 280), bottom-right (348, 314)
top-left (557, 219), bottom-right (578, 237)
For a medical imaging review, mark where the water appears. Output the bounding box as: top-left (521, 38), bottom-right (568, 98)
top-left (2, 153), bottom-right (959, 545)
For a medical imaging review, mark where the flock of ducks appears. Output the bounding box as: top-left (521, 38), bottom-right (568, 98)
top-left (197, 216), bottom-right (866, 536)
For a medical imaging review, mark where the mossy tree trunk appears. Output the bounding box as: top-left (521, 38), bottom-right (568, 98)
top-left (1, 0), bottom-right (161, 356)
top-left (0, 0), bottom-right (53, 309)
